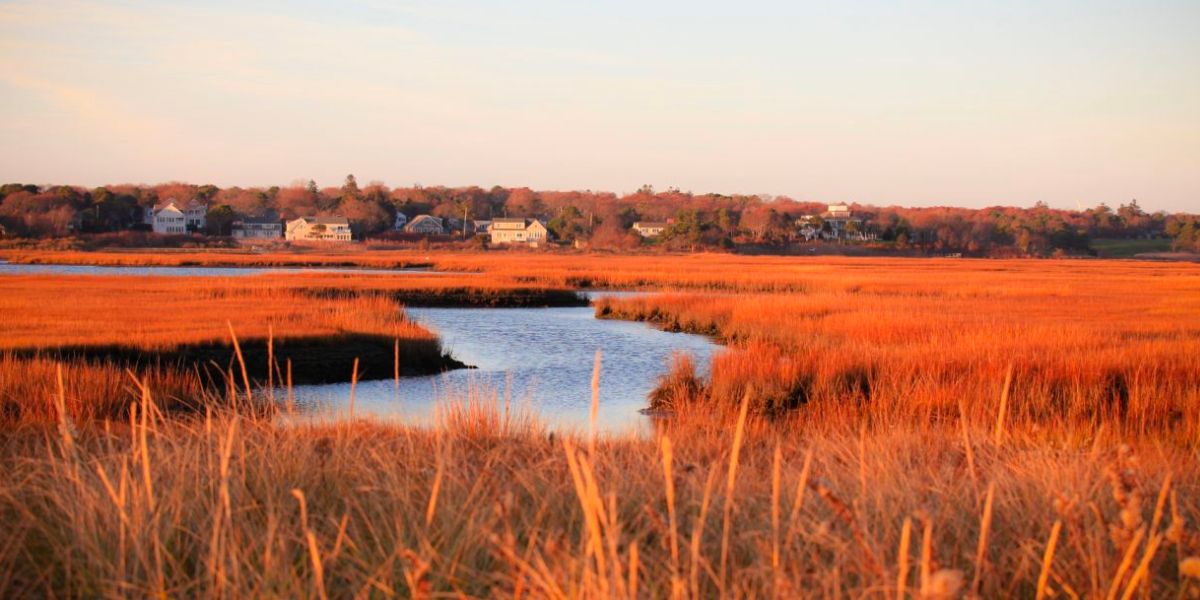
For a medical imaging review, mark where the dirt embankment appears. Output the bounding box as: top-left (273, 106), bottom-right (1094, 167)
top-left (11, 334), bottom-right (466, 387)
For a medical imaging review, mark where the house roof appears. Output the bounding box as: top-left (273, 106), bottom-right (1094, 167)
top-left (408, 214), bottom-right (443, 225)
top-left (492, 217), bottom-right (544, 230)
top-left (294, 216), bottom-right (350, 226)
top-left (154, 199), bottom-right (206, 211)
top-left (633, 221), bottom-right (669, 228)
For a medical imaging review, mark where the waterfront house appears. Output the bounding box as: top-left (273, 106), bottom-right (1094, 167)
top-left (490, 217), bottom-right (549, 245)
top-left (150, 201), bottom-right (187, 234)
top-left (285, 216), bottom-right (352, 242)
top-left (820, 204), bottom-right (866, 241)
top-left (149, 199), bottom-right (207, 234)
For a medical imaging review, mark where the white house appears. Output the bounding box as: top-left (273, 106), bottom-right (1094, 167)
top-left (404, 214), bottom-right (444, 235)
top-left (147, 200), bottom-right (207, 234)
top-left (393, 212), bottom-right (408, 230)
top-left (794, 204), bottom-right (874, 242)
top-left (490, 217), bottom-right (549, 246)
top-left (285, 216), bottom-right (352, 242)
top-left (232, 215), bottom-right (283, 240)
top-left (151, 202), bottom-right (186, 234)
top-left (826, 203), bottom-right (853, 219)
top-left (632, 221), bottom-right (669, 237)
top-left (821, 203), bottom-right (864, 240)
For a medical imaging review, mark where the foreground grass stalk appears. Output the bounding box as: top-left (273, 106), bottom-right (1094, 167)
top-left (1, 407), bottom-right (1196, 597)
top-left (993, 365), bottom-right (1013, 446)
top-left (896, 517), bottom-right (912, 600)
top-left (971, 481), bottom-right (996, 595)
top-left (226, 321), bottom-right (253, 406)
top-left (718, 393), bottom-right (750, 596)
top-left (771, 443), bottom-right (782, 598)
top-left (590, 349), bottom-right (601, 456)
top-left (1036, 520), bottom-right (1063, 600)
top-left (349, 357), bottom-right (359, 418)
top-left (291, 489), bottom-right (328, 600)
top-left (660, 435), bottom-right (682, 599)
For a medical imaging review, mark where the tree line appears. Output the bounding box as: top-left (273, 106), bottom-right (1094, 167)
top-left (0, 178), bottom-right (1195, 255)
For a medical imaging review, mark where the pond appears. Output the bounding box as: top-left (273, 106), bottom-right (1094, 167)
top-left (285, 304), bottom-right (719, 434)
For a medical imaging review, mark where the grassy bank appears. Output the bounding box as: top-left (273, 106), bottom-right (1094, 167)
top-left (0, 275), bottom-right (462, 423)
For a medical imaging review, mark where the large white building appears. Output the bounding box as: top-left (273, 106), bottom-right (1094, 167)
top-left (489, 218), bottom-right (549, 246)
top-left (285, 216), bottom-right (352, 242)
top-left (795, 203), bottom-right (874, 241)
top-left (148, 200), bottom-right (207, 234)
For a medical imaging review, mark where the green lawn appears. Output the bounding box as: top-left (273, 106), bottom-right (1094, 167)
top-left (1090, 237), bottom-right (1172, 257)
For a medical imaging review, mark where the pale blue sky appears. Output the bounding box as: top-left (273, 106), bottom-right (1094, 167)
top-left (1, 0), bottom-right (1197, 211)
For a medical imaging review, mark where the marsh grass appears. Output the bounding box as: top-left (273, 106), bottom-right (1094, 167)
top-left (1, 252), bottom-right (1198, 596)
top-left (1, 382), bottom-right (1196, 597)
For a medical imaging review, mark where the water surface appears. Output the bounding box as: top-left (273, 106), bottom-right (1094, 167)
top-left (286, 305), bottom-right (718, 434)
top-left (0, 261), bottom-right (441, 277)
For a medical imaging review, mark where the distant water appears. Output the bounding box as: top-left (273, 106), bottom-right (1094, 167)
top-left (284, 305), bottom-right (719, 434)
top-left (0, 260), bottom-right (441, 277)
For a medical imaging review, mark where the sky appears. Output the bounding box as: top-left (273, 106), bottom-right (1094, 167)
top-left (1, 0), bottom-right (1198, 212)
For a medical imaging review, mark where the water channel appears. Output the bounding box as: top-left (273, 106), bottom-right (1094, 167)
top-left (2, 262), bottom-right (719, 433)
top-left (284, 304), bottom-right (717, 434)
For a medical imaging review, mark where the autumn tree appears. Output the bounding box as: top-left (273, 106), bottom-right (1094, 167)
top-left (341, 174), bottom-right (361, 202)
top-left (504, 188), bottom-right (544, 217)
top-left (206, 205), bottom-right (237, 236)
top-left (275, 185), bottom-right (318, 219)
top-left (547, 205), bottom-right (588, 242)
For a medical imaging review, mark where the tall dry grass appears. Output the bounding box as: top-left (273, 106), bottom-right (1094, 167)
top-left (0, 387), bottom-right (1196, 597)
top-left (0, 354), bottom-right (210, 425)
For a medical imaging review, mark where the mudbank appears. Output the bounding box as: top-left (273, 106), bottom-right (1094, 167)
top-left (13, 333), bottom-right (468, 387)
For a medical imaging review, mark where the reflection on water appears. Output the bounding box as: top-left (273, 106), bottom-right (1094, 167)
top-left (286, 306), bottom-right (718, 434)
